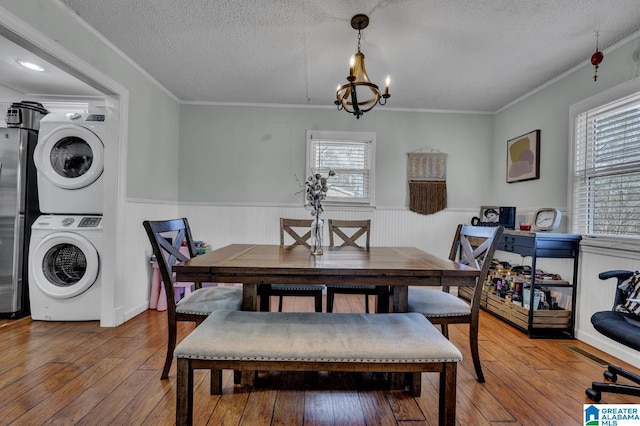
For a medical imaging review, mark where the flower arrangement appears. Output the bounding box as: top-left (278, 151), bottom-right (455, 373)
top-left (303, 170), bottom-right (335, 255)
top-left (305, 170), bottom-right (335, 217)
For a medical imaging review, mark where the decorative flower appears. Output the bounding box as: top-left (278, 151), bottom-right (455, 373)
top-left (305, 170), bottom-right (335, 217)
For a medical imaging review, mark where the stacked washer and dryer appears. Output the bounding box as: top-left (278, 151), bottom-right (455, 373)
top-left (28, 112), bottom-right (105, 321)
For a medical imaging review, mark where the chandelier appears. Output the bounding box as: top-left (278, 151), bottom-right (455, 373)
top-left (335, 14), bottom-right (390, 119)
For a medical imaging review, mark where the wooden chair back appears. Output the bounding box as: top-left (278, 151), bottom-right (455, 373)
top-left (280, 218), bottom-right (313, 246)
top-left (328, 219), bottom-right (371, 248)
top-left (143, 218), bottom-right (197, 309)
top-left (449, 224), bottom-right (503, 313)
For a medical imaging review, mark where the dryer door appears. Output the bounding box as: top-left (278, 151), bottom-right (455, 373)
top-left (34, 124), bottom-right (104, 189)
top-left (31, 231), bottom-right (99, 299)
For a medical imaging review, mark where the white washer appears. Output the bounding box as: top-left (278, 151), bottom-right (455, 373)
top-left (34, 112), bottom-right (105, 214)
top-left (29, 215), bottom-right (102, 321)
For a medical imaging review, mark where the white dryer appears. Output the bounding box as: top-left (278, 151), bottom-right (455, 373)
top-left (29, 215), bottom-right (102, 321)
top-left (34, 112), bottom-right (105, 214)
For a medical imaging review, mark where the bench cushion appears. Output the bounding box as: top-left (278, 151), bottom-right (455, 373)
top-left (174, 310), bottom-right (462, 363)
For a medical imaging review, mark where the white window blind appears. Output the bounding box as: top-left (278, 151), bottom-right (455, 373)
top-left (307, 131), bottom-right (375, 206)
top-left (572, 90), bottom-right (640, 237)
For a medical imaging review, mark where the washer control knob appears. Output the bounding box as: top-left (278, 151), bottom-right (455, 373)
top-left (67, 112), bottom-right (82, 120)
top-left (62, 217), bottom-right (75, 227)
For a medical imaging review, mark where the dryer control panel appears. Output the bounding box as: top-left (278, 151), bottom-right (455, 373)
top-left (79, 217), bottom-right (102, 227)
top-left (85, 114), bottom-right (105, 122)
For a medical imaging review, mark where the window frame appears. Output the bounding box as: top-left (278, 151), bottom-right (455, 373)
top-left (306, 130), bottom-right (376, 209)
top-left (568, 78), bottom-right (640, 241)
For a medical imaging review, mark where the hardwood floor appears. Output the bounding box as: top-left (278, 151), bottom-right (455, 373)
top-left (1, 295), bottom-right (639, 425)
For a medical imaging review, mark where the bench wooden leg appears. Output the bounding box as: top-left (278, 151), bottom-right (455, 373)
top-left (241, 370), bottom-right (256, 387)
top-left (410, 372), bottom-right (421, 396)
top-left (210, 369), bottom-right (222, 395)
top-left (176, 358), bottom-right (193, 426)
top-left (439, 362), bottom-right (457, 426)
top-left (389, 372), bottom-right (404, 390)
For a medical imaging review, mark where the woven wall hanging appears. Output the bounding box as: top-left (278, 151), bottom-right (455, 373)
top-left (407, 151), bottom-right (447, 215)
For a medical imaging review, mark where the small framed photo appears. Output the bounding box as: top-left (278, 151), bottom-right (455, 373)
top-left (507, 129), bottom-right (540, 183)
top-left (479, 206), bottom-right (500, 223)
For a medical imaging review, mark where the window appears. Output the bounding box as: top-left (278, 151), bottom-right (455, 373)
top-left (306, 130), bottom-right (375, 207)
top-left (570, 86), bottom-right (640, 237)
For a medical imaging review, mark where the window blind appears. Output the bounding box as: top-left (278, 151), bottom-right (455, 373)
top-left (572, 91), bottom-right (640, 236)
top-left (307, 132), bottom-right (374, 205)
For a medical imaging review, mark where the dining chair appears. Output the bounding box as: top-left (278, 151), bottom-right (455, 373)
top-left (325, 219), bottom-right (390, 313)
top-left (407, 224), bottom-right (503, 383)
top-left (258, 218), bottom-right (324, 312)
top-left (143, 218), bottom-right (242, 379)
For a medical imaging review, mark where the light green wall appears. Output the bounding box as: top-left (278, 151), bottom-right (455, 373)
top-left (178, 105), bottom-right (493, 208)
top-left (0, 0), bottom-right (181, 201)
top-left (493, 35), bottom-right (640, 208)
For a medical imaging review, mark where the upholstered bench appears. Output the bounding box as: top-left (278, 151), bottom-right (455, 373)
top-left (175, 310), bottom-right (462, 426)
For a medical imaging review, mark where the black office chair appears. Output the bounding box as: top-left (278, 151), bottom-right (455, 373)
top-left (586, 269), bottom-right (640, 402)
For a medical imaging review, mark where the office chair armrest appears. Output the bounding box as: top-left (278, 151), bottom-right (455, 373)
top-left (599, 270), bottom-right (637, 309)
top-left (599, 270), bottom-right (634, 282)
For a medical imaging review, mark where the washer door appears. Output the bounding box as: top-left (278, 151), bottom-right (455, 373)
top-left (31, 231), bottom-right (99, 299)
top-left (35, 124), bottom-right (104, 189)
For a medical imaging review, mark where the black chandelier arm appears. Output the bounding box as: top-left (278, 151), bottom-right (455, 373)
top-left (349, 83), bottom-right (360, 115)
top-left (335, 75), bottom-right (387, 118)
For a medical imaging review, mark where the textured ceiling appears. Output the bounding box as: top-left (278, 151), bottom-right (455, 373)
top-left (51, 0), bottom-right (640, 112)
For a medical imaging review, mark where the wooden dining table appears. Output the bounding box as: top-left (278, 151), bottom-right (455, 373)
top-left (174, 243), bottom-right (480, 312)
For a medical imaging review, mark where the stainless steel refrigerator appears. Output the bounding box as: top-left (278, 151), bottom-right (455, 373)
top-left (0, 101), bottom-right (47, 318)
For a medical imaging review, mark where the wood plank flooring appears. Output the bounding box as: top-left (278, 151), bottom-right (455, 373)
top-left (1, 294), bottom-right (639, 425)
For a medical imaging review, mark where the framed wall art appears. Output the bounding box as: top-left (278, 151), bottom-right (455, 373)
top-left (506, 129), bottom-right (540, 183)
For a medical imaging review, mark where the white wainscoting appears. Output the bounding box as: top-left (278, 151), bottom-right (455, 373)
top-left (123, 202), bottom-right (474, 320)
top-left (120, 200), bottom-right (179, 322)
top-left (179, 205), bottom-right (474, 259)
